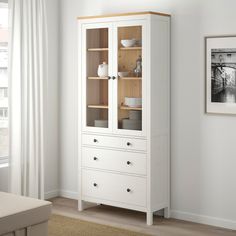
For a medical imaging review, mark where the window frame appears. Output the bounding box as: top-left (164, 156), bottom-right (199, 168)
top-left (0, 0), bottom-right (9, 166)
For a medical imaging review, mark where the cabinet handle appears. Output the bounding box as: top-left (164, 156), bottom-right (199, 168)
top-left (93, 157), bottom-right (98, 161)
top-left (93, 183), bottom-right (97, 187)
top-left (108, 76), bottom-right (111, 80)
top-left (93, 139), bottom-right (98, 143)
top-left (112, 76), bottom-right (116, 80)
top-left (127, 188), bottom-right (131, 193)
top-left (127, 161), bottom-right (131, 165)
top-left (127, 142), bottom-right (131, 146)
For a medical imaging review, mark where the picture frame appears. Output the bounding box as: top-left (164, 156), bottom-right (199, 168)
top-left (205, 35), bottom-right (236, 114)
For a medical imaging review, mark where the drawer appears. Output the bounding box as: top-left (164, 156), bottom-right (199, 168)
top-left (82, 147), bottom-right (147, 175)
top-left (82, 134), bottom-right (147, 152)
top-left (82, 169), bottom-right (146, 207)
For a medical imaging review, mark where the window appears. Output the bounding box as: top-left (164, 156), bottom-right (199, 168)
top-left (0, 88), bottom-right (8, 98)
top-left (0, 2), bottom-right (8, 164)
top-left (0, 107), bottom-right (8, 118)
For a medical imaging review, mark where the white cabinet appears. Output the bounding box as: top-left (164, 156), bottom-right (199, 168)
top-left (78, 12), bottom-right (170, 225)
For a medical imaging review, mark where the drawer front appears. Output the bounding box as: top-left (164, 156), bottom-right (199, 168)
top-left (82, 169), bottom-right (146, 207)
top-left (82, 148), bottom-right (147, 175)
top-left (82, 134), bottom-right (147, 151)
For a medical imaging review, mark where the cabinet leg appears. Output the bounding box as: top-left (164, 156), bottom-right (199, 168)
top-left (78, 200), bottom-right (84, 211)
top-left (164, 207), bottom-right (170, 218)
top-left (146, 211), bottom-right (153, 225)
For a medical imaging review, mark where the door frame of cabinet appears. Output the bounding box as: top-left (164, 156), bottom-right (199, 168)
top-left (112, 20), bottom-right (147, 137)
top-left (81, 23), bottom-right (114, 134)
top-left (80, 20), bottom-right (147, 137)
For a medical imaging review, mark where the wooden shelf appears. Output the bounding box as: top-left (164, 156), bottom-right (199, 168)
top-left (87, 48), bottom-right (108, 52)
top-left (88, 104), bottom-right (108, 109)
top-left (120, 47), bottom-right (142, 51)
top-left (88, 76), bottom-right (142, 80)
top-left (119, 77), bottom-right (142, 80)
top-left (120, 106), bottom-right (142, 111)
top-left (88, 76), bottom-right (108, 80)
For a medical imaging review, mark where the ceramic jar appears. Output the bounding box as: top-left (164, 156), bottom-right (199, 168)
top-left (97, 62), bottom-right (108, 77)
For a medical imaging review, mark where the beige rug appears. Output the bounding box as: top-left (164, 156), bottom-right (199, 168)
top-left (49, 214), bottom-right (149, 236)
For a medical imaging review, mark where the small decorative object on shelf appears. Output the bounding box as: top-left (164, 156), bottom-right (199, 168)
top-left (133, 55), bottom-right (142, 77)
top-left (122, 111), bottom-right (142, 130)
top-left (121, 39), bottom-right (137, 47)
top-left (97, 61), bottom-right (108, 77)
top-left (129, 110), bottom-right (142, 120)
top-left (118, 71), bottom-right (129, 77)
top-left (124, 97), bottom-right (142, 108)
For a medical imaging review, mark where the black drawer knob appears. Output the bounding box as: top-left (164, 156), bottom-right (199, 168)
top-left (127, 188), bottom-right (131, 193)
top-left (93, 139), bottom-right (98, 143)
top-left (127, 142), bottom-right (131, 146)
top-left (112, 76), bottom-right (116, 80)
top-left (93, 157), bottom-right (98, 161)
top-left (93, 183), bottom-right (97, 187)
top-left (127, 161), bottom-right (131, 165)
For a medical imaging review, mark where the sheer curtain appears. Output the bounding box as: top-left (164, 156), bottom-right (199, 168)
top-left (8, 0), bottom-right (48, 199)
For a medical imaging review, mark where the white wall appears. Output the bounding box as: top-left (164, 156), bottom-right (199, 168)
top-left (0, 0), bottom-right (59, 198)
top-left (0, 165), bottom-right (8, 192)
top-left (59, 0), bottom-right (236, 229)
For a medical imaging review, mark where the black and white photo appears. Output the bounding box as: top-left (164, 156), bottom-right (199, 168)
top-left (206, 36), bottom-right (236, 114)
top-left (211, 49), bottom-right (236, 103)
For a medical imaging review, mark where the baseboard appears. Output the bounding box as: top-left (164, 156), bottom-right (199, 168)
top-left (44, 190), bottom-right (59, 199)
top-left (59, 189), bottom-right (78, 200)
top-left (171, 210), bottom-right (236, 230)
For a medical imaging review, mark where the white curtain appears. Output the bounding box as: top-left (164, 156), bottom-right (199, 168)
top-left (8, 0), bottom-right (48, 199)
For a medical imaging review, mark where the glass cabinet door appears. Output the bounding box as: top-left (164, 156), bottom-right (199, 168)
top-left (114, 23), bottom-right (145, 134)
top-left (83, 25), bottom-right (112, 131)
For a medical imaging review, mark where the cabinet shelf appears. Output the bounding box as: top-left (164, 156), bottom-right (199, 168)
top-left (119, 106), bottom-right (142, 111)
top-left (88, 76), bottom-right (109, 80)
top-left (119, 77), bottom-right (142, 80)
top-left (88, 104), bottom-right (108, 109)
top-left (120, 47), bottom-right (142, 51)
top-left (87, 76), bottom-right (142, 80)
top-left (87, 48), bottom-right (108, 52)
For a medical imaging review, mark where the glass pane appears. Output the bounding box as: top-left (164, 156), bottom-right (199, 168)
top-left (0, 4), bottom-right (9, 159)
top-left (86, 28), bottom-right (109, 128)
top-left (117, 26), bottom-right (142, 131)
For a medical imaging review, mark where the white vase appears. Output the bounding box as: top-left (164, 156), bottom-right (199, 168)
top-left (97, 62), bottom-right (108, 77)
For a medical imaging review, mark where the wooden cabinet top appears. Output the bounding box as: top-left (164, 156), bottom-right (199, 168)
top-left (77, 11), bottom-right (171, 20)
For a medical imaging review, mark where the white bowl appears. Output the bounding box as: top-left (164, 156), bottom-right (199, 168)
top-left (121, 39), bottom-right (136, 47)
top-left (118, 71), bottom-right (129, 77)
top-left (124, 97), bottom-right (142, 108)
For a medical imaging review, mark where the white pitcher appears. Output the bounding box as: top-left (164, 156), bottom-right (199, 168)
top-left (97, 62), bottom-right (108, 77)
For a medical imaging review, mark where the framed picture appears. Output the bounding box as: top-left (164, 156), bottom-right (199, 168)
top-left (205, 35), bottom-right (236, 114)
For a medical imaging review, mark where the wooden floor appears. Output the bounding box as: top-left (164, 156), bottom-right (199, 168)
top-left (50, 197), bottom-right (236, 236)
